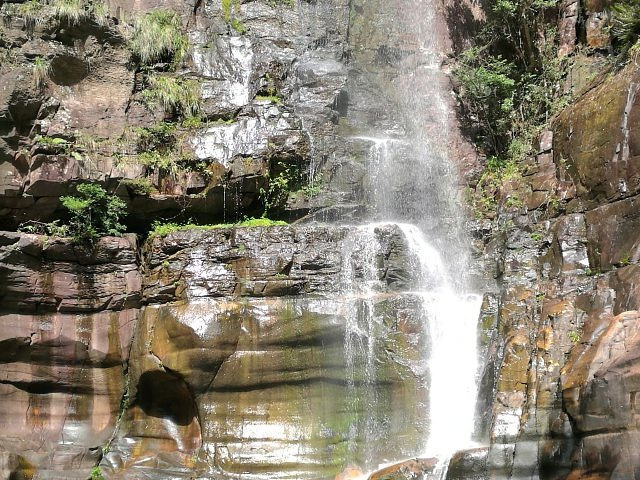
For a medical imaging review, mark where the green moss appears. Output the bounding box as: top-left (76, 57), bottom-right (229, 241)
top-left (148, 217), bottom-right (288, 238)
top-left (121, 178), bottom-right (156, 196)
top-left (255, 94), bottom-right (281, 104)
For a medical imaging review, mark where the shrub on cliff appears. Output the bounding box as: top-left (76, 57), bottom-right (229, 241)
top-left (61, 183), bottom-right (127, 244)
top-left (611, 0), bottom-right (640, 53)
top-left (129, 9), bottom-right (188, 66)
top-left (454, 0), bottom-right (567, 161)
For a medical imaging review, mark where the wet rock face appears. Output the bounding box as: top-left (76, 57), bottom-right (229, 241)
top-left (0, 310), bottom-right (137, 480)
top-left (469, 57), bottom-right (640, 479)
top-left (0, 231), bottom-right (141, 313)
top-left (101, 225), bottom-right (432, 479)
top-left (554, 63), bottom-right (640, 208)
top-left (0, 0), bottom-right (350, 228)
top-left (0, 225), bottom-right (433, 479)
top-left (0, 232), bottom-right (140, 479)
top-left (561, 310), bottom-right (640, 479)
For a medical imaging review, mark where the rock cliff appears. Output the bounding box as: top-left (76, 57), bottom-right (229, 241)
top-left (1, 0), bottom-right (640, 479)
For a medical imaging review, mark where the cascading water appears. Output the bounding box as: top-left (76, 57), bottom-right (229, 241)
top-left (340, 0), bottom-right (484, 475)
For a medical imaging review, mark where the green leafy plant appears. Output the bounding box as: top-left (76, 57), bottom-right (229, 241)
top-left (91, 1), bottom-right (110, 27)
top-left (134, 122), bottom-right (177, 150)
top-left (90, 466), bottom-right (105, 480)
top-left (142, 75), bottom-right (201, 118)
top-left (267, 0), bottom-right (294, 6)
top-left (34, 135), bottom-right (70, 151)
top-left (129, 9), bottom-right (188, 66)
top-left (222, 0), bottom-right (246, 33)
top-left (454, 0), bottom-right (568, 162)
top-left (137, 151), bottom-right (175, 172)
top-left (51, 0), bottom-right (89, 25)
top-left (568, 329), bottom-right (583, 344)
top-left (18, 220), bottom-right (69, 237)
top-left (121, 178), bottom-right (156, 196)
top-left (60, 183), bottom-right (127, 244)
top-left (301, 173), bottom-right (323, 197)
top-left (619, 251), bottom-right (632, 266)
top-left (255, 94), bottom-right (281, 104)
top-left (182, 115), bottom-right (206, 129)
top-left (260, 160), bottom-right (304, 215)
top-left (32, 56), bottom-right (51, 89)
top-left (611, 0), bottom-right (640, 53)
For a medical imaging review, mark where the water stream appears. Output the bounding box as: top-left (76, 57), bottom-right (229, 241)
top-left (341, 0), bottom-right (483, 475)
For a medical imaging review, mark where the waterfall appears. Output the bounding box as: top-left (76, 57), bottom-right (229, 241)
top-left (340, 0), bottom-right (483, 474)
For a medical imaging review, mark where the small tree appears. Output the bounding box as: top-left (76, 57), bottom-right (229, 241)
top-left (61, 183), bottom-right (126, 244)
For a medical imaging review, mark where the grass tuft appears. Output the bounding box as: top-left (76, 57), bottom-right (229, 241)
top-left (129, 9), bottom-right (188, 66)
top-left (51, 0), bottom-right (90, 25)
top-left (142, 75), bottom-right (201, 118)
top-left (32, 56), bottom-right (50, 89)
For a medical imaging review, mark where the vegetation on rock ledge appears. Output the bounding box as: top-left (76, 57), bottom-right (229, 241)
top-left (148, 218), bottom-right (288, 238)
top-left (129, 9), bottom-right (188, 66)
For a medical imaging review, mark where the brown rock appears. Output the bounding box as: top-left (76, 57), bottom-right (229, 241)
top-left (0, 309), bottom-right (137, 478)
top-left (585, 195), bottom-right (640, 270)
top-left (336, 465), bottom-right (365, 479)
top-left (561, 310), bottom-right (640, 478)
top-left (558, 0), bottom-right (579, 57)
top-left (0, 232), bottom-right (141, 313)
top-left (368, 457), bottom-right (438, 480)
top-left (553, 63), bottom-right (640, 205)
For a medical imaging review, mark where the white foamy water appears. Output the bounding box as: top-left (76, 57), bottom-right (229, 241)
top-left (340, 222), bottom-right (481, 478)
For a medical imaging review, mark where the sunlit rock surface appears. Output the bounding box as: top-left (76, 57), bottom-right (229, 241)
top-left (101, 225), bottom-right (430, 479)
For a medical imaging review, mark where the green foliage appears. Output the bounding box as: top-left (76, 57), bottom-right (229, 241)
top-left (454, 0), bottom-right (568, 160)
top-left (182, 115), bottom-right (206, 129)
top-left (301, 173), bottom-right (323, 197)
top-left (611, 0), bottom-right (640, 53)
top-left (134, 122), bottom-right (177, 150)
top-left (92, 1), bottom-right (110, 27)
top-left (456, 48), bottom-right (516, 152)
top-left (142, 75), bottom-right (201, 118)
top-left (148, 217), bottom-right (287, 238)
top-left (34, 135), bottom-right (70, 151)
top-left (60, 183), bottom-right (127, 244)
top-left (222, 0), bottom-right (246, 33)
top-left (255, 94), bottom-right (281, 104)
top-left (568, 329), bottom-right (583, 344)
top-left (121, 178), bottom-right (156, 196)
top-left (51, 0), bottom-right (89, 25)
top-left (129, 9), bottom-right (188, 66)
top-left (260, 160), bottom-right (304, 214)
top-left (18, 220), bottom-right (70, 237)
top-left (2, 0), bottom-right (44, 34)
top-left (32, 56), bottom-right (50, 89)
top-left (467, 156), bottom-right (522, 218)
top-left (90, 466), bottom-right (105, 480)
top-left (619, 251), bottom-right (632, 266)
top-left (137, 151), bottom-right (175, 171)
top-left (267, 0), bottom-right (294, 6)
